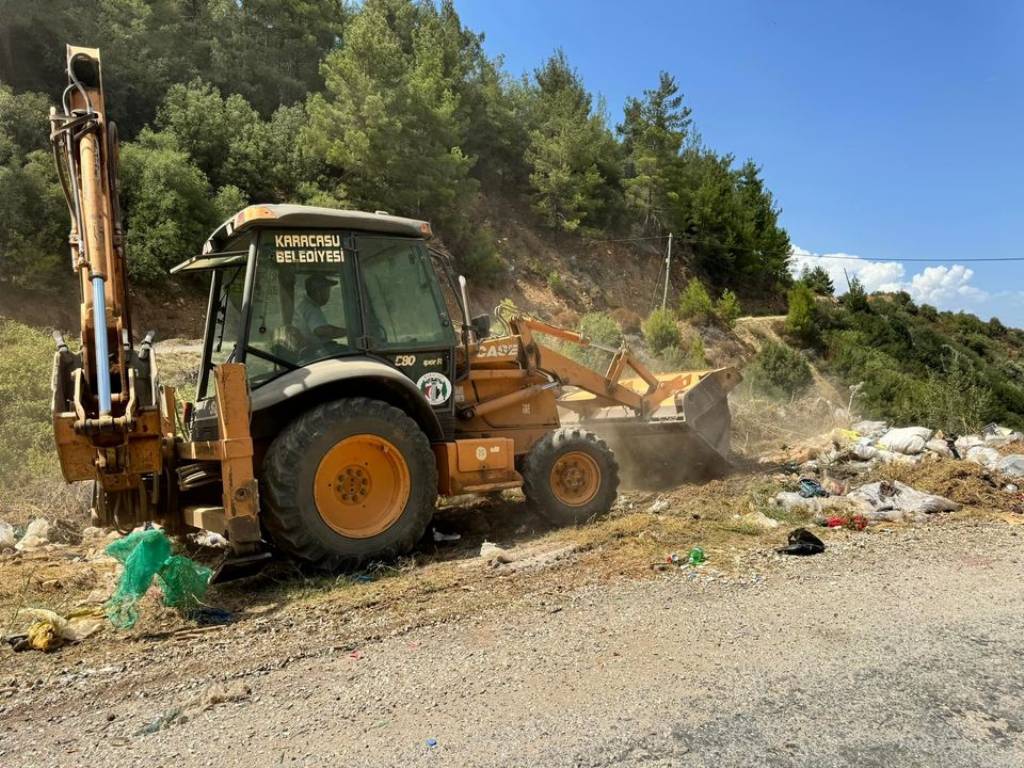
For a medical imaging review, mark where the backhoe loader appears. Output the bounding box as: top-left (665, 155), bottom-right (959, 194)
top-left (48, 45), bottom-right (740, 578)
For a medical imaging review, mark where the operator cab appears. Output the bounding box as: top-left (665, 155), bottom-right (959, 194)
top-left (173, 205), bottom-right (460, 439)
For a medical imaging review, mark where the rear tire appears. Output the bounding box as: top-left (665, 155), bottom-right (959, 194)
top-left (261, 397), bottom-right (437, 569)
top-left (522, 427), bottom-right (619, 526)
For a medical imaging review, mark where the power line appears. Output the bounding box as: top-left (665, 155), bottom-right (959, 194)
top-left (581, 232), bottom-right (1024, 262)
top-left (583, 235), bottom-right (671, 244)
top-left (796, 254), bottom-right (1024, 263)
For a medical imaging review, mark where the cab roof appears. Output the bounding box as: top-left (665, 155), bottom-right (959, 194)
top-left (211, 203), bottom-right (430, 248)
top-left (172, 205), bottom-right (434, 273)
top-left (171, 205), bottom-right (432, 274)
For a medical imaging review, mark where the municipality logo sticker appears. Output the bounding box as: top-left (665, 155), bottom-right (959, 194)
top-left (416, 372), bottom-right (452, 406)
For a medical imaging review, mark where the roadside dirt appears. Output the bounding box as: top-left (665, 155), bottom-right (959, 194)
top-left (3, 510), bottom-right (1023, 766)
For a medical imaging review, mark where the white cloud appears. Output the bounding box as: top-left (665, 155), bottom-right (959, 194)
top-left (790, 245), bottom-right (989, 310)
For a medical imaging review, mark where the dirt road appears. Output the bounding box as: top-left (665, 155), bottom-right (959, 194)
top-left (4, 518), bottom-right (1023, 767)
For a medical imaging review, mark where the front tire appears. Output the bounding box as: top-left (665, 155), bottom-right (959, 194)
top-left (522, 427), bottom-right (619, 526)
top-left (261, 397), bottom-right (437, 569)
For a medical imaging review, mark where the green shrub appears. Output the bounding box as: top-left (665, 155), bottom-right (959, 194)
top-left (610, 308), bottom-right (642, 334)
top-left (922, 353), bottom-right (993, 435)
top-left (747, 341), bottom-right (813, 399)
top-left (799, 265), bottom-right (834, 296)
top-left (715, 289), bottom-right (741, 327)
top-left (686, 336), bottom-right (707, 367)
top-left (0, 318), bottom-right (65, 515)
top-left (842, 276), bottom-right (870, 312)
top-left (561, 311), bottom-right (623, 370)
top-left (456, 226), bottom-right (506, 287)
top-left (546, 270), bottom-right (571, 298)
top-left (785, 282), bottom-right (819, 345)
top-left (678, 279), bottom-right (714, 323)
top-left (642, 308), bottom-right (681, 352)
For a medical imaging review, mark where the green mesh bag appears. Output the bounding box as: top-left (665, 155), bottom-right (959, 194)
top-left (157, 555), bottom-right (212, 612)
top-left (104, 529), bottom-right (211, 628)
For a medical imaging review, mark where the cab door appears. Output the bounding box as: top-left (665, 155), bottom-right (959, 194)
top-left (354, 235), bottom-right (458, 435)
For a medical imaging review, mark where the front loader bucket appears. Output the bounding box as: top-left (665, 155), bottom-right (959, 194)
top-left (560, 367), bottom-right (741, 489)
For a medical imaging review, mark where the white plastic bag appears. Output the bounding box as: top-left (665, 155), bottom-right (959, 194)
top-left (852, 420), bottom-right (889, 438)
top-left (848, 480), bottom-right (959, 521)
top-left (15, 518), bottom-right (51, 552)
top-left (966, 445), bottom-right (1000, 468)
top-left (878, 427), bottom-right (933, 455)
top-left (0, 521), bottom-right (15, 550)
top-left (996, 454), bottom-right (1024, 478)
top-left (925, 438), bottom-right (954, 458)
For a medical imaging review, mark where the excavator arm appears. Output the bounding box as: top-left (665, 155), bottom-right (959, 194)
top-left (48, 47), bottom-right (265, 572)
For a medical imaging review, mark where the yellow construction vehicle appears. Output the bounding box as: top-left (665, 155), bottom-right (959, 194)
top-left (48, 46), bottom-right (740, 578)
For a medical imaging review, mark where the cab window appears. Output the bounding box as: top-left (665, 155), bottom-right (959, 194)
top-left (358, 236), bottom-right (454, 349)
top-left (244, 229), bottom-right (360, 387)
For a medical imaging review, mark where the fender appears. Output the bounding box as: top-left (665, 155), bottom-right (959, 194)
top-left (249, 357), bottom-right (444, 443)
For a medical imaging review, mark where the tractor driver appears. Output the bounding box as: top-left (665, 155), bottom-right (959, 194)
top-left (297, 274), bottom-right (347, 342)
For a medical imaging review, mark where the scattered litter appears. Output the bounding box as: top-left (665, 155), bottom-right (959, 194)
top-left (776, 528), bottom-right (825, 556)
top-left (798, 477), bottom-right (829, 498)
top-left (105, 529), bottom-right (212, 629)
top-left (878, 449), bottom-right (924, 466)
top-left (925, 438), bottom-right (954, 458)
top-left (6, 607), bottom-right (103, 652)
top-left (432, 528), bottom-right (461, 543)
top-left (983, 423), bottom-right (1024, 447)
top-left (966, 445), bottom-right (1001, 468)
top-left (480, 540), bottom-right (511, 564)
top-left (15, 518), bottom-right (51, 552)
top-left (996, 454), bottom-right (1024, 478)
top-left (648, 498), bottom-right (670, 514)
top-left (426, 738), bottom-right (438, 749)
top-left (850, 441), bottom-right (879, 461)
top-left (852, 420), bottom-right (888, 438)
top-left (848, 480), bottom-right (960, 521)
top-left (878, 426), bottom-right (933, 455)
top-left (1006, 484), bottom-right (1020, 493)
top-left (190, 531), bottom-right (229, 548)
top-left (956, 434), bottom-right (986, 453)
top-left (0, 521), bottom-right (15, 550)
top-left (774, 492), bottom-right (854, 515)
top-left (823, 514), bottom-right (868, 531)
top-left (349, 649), bottom-right (364, 660)
top-left (688, 547), bottom-right (706, 566)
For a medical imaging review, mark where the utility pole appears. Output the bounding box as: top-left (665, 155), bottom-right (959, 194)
top-left (661, 232), bottom-right (673, 310)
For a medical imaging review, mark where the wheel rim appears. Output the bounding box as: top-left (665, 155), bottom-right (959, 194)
top-left (313, 434), bottom-right (411, 539)
top-left (549, 450), bottom-right (601, 507)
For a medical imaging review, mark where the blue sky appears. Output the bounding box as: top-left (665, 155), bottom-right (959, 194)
top-left (456, 0), bottom-right (1024, 327)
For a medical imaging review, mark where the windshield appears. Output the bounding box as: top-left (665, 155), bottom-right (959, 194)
top-left (241, 229), bottom-right (360, 387)
top-left (358, 236), bottom-right (454, 349)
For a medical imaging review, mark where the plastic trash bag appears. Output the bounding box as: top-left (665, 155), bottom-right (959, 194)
top-left (878, 427), bottom-right (933, 455)
top-left (15, 518), bottom-right (51, 551)
top-left (925, 438), bottom-right (954, 458)
top-left (848, 480), bottom-right (959, 521)
top-left (105, 529), bottom-right (211, 629)
top-left (0, 521), bottom-right (15, 550)
top-left (996, 454), bottom-right (1024, 478)
top-left (851, 420), bottom-right (889, 439)
top-left (966, 445), bottom-right (1001, 468)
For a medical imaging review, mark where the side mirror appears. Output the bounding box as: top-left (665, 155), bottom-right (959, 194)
top-left (470, 313), bottom-right (491, 340)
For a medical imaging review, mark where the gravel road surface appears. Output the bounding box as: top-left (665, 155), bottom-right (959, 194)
top-left (4, 520), bottom-right (1023, 767)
